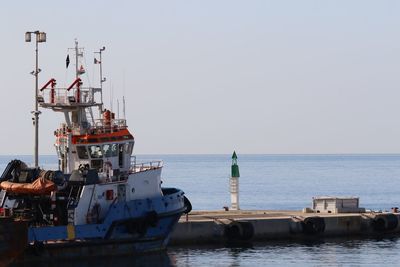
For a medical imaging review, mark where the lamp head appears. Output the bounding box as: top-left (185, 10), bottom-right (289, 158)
top-left (25, 32), bottom-right (32, 42)
top-left (38, 32), bottom-right (46, 43)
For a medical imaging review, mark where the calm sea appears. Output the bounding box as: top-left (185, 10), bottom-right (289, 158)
top-left (5, 154), bottom-right (400, 267)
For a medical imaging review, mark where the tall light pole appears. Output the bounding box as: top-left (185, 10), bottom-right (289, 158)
top-left (25, 31), bottom-right (46, 168)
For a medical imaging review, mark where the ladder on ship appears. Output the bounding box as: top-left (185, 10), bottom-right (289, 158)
top-left (67, 185), bottom-right (83, 224)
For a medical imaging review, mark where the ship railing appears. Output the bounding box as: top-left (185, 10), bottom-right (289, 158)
top-left (66, 119), bottom-right (128, 135)
top-left (93, 119), bottom-right (127, 128)
top-left (129, 158), bottom-right (163, 173)
top-left (85, 119), bottom-right (127, 134)
top-left (38, 87), bottom-right (101, 106)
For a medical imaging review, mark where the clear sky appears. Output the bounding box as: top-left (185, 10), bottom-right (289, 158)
top-left (1, 1), bottom-right (400, 155)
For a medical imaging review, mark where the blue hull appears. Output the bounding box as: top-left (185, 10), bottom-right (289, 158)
top-left (2, 188), bottom-right (189, 264)
top-left (14, 211), bottom-right (181, 262)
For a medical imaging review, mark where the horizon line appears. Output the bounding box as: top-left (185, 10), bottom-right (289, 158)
top-left (3, 153), bottom-right (400, 157)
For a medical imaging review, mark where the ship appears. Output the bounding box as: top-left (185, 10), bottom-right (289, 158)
top-left (0, 40), bottom-right (191, 264)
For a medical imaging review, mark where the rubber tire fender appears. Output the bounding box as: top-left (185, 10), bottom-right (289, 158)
top-left (183, 196), bottom-right (192, 214)
top-left (372, 213), bottom-right (398, 232)
top-left (302, 216), bottom-right (326, 235)
top-left (224, 221), bottom-right (254, 241)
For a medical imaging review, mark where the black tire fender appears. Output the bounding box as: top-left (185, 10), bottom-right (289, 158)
top-left (302, 216), bottom-right (325, 235)
top-left (183, 196), bottom-right (192, 214)
top-left (224, 221), bottom-right (254, 241)
top-left (372, 213), bottom-right (398, 232)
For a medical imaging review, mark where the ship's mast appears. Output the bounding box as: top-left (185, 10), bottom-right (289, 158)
top-left (123, 96), bottom-right (126, 119)
top-left (68, 40), bottom-right (84, 79)
top-left (75, 40), bottom-right (79, 79)
top-left (95, 47), bottom-right (106, 113)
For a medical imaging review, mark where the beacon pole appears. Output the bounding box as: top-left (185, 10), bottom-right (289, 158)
top-left (230, 151), bottom-right (240, 210)
top-left (25, 31), bottom-right (46, 168)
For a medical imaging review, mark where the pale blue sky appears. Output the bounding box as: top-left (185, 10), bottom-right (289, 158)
top-left (1, 1), bottom-right (400, 154)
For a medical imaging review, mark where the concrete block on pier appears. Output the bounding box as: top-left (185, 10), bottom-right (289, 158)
top-left (323, 215), bottom-right (362, 235)
top-left (170, 221), bottom-right (224, 245)
top-left (250, 218), bottom-right (291, 239)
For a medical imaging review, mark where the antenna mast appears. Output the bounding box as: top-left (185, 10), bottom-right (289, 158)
top-left (94, 46), bottom-right (106, 113)
top-left (69, 40), bottom-right (85, 79)
top-left (110, 83), bottom-right (113, 112)
top-left (123, 96), bottom-right (126, 119)
top-left (117, 99), bottom-right (120, 120)
top-left (75, 40), bottom-right (79, 79)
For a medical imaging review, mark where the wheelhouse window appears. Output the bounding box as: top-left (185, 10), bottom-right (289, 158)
top-left (103, 144), bottom-right (113, 158)
top-left (125, 142), bottom-right (134, 155)
top-left (89, 145), bottom-right (103, 158)
top-left (103, 144), bottom-right (118, 158)
top-left (77, 146), bottom-right (89, 159)
top-left (111, 144), bottom-right (118, 157)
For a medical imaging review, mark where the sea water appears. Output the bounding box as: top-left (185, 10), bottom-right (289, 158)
top-left (4, 154), bottom-right (400, 267)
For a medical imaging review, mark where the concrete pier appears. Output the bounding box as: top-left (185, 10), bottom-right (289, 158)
top-left (170, 210), bottom-right (400, 245)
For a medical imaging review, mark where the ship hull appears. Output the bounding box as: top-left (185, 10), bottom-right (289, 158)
top-left (1, 187), bottom-right (189, 265)
top-left (12, 211), bottom-right (181, 264)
